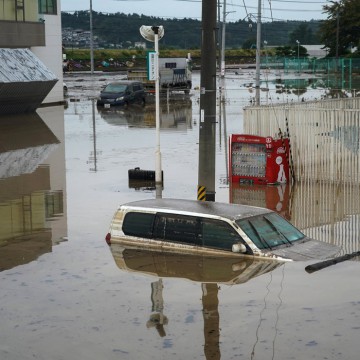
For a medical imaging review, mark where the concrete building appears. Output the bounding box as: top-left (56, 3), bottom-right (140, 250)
top-left (0, 0), bottom-right (63, 112)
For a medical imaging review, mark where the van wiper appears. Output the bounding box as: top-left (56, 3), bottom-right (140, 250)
top-left (248, 220), bottom-right (272, 250)
top-left (264, 216), bottom-right (292, 246)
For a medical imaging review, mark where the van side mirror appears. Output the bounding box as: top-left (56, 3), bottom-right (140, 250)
top-left (232, 243), bottom-right (247, 254)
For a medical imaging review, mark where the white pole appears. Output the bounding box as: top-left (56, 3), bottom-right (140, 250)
top-left (297, 40), bottom-right (300, 74)
top-left (154, 30), bottom-right (162, 188)
top-left (220, 0), bottom-right (226, 78)
top-left (255, 0), bottom-right (262, 106)
top-left (90, 0), bottom-right (94, 74)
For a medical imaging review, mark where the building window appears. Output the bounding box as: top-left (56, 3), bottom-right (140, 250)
top-left (39, 0), bottom-right (57, 15)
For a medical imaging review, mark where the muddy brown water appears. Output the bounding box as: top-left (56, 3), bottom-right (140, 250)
top-left (0, 71), bottom-right (359, 360)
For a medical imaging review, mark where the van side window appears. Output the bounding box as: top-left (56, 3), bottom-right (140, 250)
top-left (123, 212), bottom-right (155, 238)
top-left (133, 84), bottom-right (141, 91)
top-left (165, 62), bottom-right (177, 69)
top-left (153, 213), bottom-right (200, 245)
top-left (202, 219), bottom-right (244, 251)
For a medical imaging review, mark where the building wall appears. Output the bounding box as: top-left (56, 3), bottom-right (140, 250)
top-left (0, 0), bottom-right (63, 105)
top-left (32, 0), bottom-right (63, 104)
top-left (0, 0), bottom-right (45, 47)
top-left (0, 21), bottom-right (45, 47)
top-left (0, 0), bottom-right (38, 22)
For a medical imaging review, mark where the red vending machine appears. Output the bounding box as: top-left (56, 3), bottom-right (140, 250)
top-left (229, 134), bottom-right (290, 184)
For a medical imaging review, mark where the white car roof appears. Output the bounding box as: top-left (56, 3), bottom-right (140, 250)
top-left (120, 198), bottom-right (272, 221)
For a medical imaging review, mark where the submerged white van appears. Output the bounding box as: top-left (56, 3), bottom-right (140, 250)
top-left (105, 199), bottom-right (340, 261)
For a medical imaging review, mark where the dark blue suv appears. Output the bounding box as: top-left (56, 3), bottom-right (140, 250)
top-left (97, 80), bottom-right (146, 107)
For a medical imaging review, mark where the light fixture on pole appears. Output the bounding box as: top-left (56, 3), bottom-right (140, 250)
top-left (140, 25), bottom-right (164, 195)
top-left (263, 40), bottom-right (268, 68)
top-left (296, 40), bottom-right (300, 73)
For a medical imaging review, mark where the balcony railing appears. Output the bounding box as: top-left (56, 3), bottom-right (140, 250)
top-left (0, 20), bottom-right (45, 47)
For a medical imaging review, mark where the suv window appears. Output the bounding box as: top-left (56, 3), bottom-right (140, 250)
top-left (153, 213), bottom-right (200, 245)
top-left (133, 84), bottom-right (142, 91)
top-left (122, 211), bottom-right (248, 252)
top-left (236, 212), bottom-right (304, 249)
top-left (123, 212), bottom-right (155, 238)
top-left (202, 219), bottom-right (244, 251)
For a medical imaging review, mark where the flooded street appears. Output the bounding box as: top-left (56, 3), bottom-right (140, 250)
top-left (1, 71), bottom-right (359, 360)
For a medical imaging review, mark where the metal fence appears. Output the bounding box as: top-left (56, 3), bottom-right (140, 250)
top-left (261, 57), bottom-right (358, 89)
top-left (243, 97), bottom-right (360, 184)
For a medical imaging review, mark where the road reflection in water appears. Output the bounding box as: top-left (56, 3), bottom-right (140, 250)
top-left (96, 98), bottom-right (194, 192)
top-left (0, 109), bottom-right (67, 272)
top-left (109, 244), bottom-right (282, 358)
top-left (97, 98), bottom-right (193, 130)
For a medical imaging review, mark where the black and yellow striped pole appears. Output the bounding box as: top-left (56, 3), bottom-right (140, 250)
top-left (197, 185), bottom-right (206, 201)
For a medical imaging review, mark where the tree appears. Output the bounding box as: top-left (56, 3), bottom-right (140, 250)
top-left (289, 23), bottom-right (319, 45)
top-left (275, 46), bottom-right (293, 57)
top-left (319, 0), bottom-right (360, 57)
top-left (242, 37), bottom-right (257, 50)
top-left (275, 45), bottom-right (308, 57)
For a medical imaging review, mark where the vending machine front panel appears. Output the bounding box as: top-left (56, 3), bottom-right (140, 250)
top-left (230, 134), bottom-right (290, 184)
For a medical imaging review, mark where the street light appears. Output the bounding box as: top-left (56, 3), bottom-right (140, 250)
top-left (140, 25), bottom-right (164, 197)
top-left (220, 0), bottom-right (235, 78)
top-left (263, 40), bottom-right (268, 69)
top-left (296, 40), bottom-right (300, 74)
top-left (90, 0), bottom-right (94, 74)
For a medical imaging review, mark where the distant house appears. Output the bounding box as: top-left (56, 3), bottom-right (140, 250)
top-left (0, 0), bottom-right (63, 112)
top-left (134, 42), bottom-right (146, 49)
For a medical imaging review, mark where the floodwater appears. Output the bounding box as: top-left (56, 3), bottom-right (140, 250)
top-left (1, 71), bottom-right (359, 360)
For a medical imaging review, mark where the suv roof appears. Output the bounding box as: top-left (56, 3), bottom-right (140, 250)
top-left (121, 198), bottom-right (271, 221)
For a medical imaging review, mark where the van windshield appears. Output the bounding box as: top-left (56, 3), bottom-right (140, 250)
top-left (236, 212), bottom-right (305, 249)
top-left (104, 84), bottom-right (127, 93)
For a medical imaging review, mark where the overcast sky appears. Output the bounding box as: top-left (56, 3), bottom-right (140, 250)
top-left (60, 0), bottom-right (331, 22)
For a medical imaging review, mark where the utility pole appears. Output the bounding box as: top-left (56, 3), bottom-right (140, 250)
top-left (198, 0), bottom-right (217, 202)
top-left (336, 8), bottom-right (339, 70)
top-left (255, 0), bottom-right (262, 106)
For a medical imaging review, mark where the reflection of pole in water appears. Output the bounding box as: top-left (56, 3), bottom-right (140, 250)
top-left (147, 279), bottom-right (168, 337)
top-left (202, 283), bottom-right (220, 360)
top-left (198, 0), bottom-right (217, 202)
top-left (250, 269), bottom-right (284, 360)
top-left (89, 99), bottom-right (97, 172)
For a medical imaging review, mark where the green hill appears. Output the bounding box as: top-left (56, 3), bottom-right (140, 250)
top-left (61, 11), bottom-right (321, 50)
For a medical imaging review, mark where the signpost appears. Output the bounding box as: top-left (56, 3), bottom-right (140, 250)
top-left (147, 51), bottom-right (156, 81)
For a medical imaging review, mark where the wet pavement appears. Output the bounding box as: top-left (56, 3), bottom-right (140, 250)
top-left (0, 71), bottom-right (359, 360)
